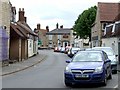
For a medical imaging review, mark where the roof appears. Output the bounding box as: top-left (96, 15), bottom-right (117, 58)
top-left (98, 2), bottom-right (119, 22)
top-left (17, 22), bottom-right (38, 36)
top-left (10, 23), bottom-right (25, 38)
top-left (46, 28), bottom-right (72, 35)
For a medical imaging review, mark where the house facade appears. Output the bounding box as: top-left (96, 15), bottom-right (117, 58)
top-left (0, 27), bottom-right (9, 66)
top-left (0, 0), bottom-right (11, 65)
top-left (102, 21), bottom-right (120, 63)
top-left (9, 8), bottom-right (38, 62)
top-left (34, 24), bottom-right (49, 49)
top-left (91, 2), bottom-right (119, 47)
top-left (46, 24), bottom-right (74, 48)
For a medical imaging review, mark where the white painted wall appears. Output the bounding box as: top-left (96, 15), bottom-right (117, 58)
top-left (102, 37), bottom-right (118, 55)
top-left (28, 39), bottom-right (34, 57)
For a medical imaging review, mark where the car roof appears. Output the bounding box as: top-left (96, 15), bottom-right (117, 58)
top-left (92, 47), bottom-right (112, 49)
top-left (78, 50), bottom-right (104, 54)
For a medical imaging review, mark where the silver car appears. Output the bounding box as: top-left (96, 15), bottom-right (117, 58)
top-left (92, 47), bottom-right (118, 74)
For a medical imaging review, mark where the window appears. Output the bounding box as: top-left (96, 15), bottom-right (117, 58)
top-left (49, 35), bottom-right (52, 40)
top-left (58, 35), bottom-right (61, 40)
top-left (63, 35), bottom-right (68, 38)
top-left (103, 52), bottom-right (108, 61)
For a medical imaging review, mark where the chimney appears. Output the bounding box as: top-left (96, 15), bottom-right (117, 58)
top-left (56, 23), bottom-right (59, 29)
top-left (46, 26), bottom-right (49, 32)
top-left (34, 28), bottom-right (38, 33)
top-left (37, 24), bottom-right (41, 30)
top-left (18, 8), bottom-right (25, 22)
top-left (24, 17), bottom-right (27, 23)
top-left (60, 25), bottom-right (63, 29)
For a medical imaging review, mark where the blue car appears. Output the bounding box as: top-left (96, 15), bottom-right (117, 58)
top-left (64, 50), bottom-right (112, 87)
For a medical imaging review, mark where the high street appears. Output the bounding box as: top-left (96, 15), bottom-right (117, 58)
top-left (2, 50), bottom-right (118, 89)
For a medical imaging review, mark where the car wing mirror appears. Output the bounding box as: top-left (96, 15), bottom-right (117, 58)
top-left (66, 60), bottom-right (71, 63)
top-left (106, 59), bottom-right (111, 63)
top-left (115, 55), bottom-right (118, 57)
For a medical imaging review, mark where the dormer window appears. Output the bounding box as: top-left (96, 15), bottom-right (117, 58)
top-left (103, 27), bottom-right (107, 36)
top-left (112, 23), bottom-right (115, 35)
top-left (103, 23), bottom-right (107, 30)
top-left (102, 23), bottom-right (109, 32)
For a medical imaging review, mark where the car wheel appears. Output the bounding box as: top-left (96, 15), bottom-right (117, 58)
top-left (108, 72), bottom-right (112, 79)
top-left (65, 80), bottom-right (72, 87)
top-left (113, 70), bottom-right (117, 74)
top-left (102, 74), bottom-right (107, 86)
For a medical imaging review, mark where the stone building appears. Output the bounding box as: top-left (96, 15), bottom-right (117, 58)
top-left (0, 0), bottom-right (11, 65)
top-left (46, 23), bottom-right (74, 48)
top-left (34, 24), bottom-right (49, 49)
top-left (91, 2), bottom-right (119, 47)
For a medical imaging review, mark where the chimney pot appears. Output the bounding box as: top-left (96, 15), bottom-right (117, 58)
top-left (22, 8), bottom-right (24, 11)
top-left (19, 8), bottom-right (21, 11)
top-left (46, 26), bottom-right (49, 32)
top-left (60, 25), bottom-right (63, 29)
top-left (56, 23), bottom-right (59, 29)
top-left (37, 24), bottom-right (41, 30)
top-left (18, 8), bottom-right (25, 22)
top-left (24, 17), bottom-right (27, 23)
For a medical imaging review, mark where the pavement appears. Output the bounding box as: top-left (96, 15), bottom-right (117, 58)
top-left (1, 53), bottom-right (47, 76)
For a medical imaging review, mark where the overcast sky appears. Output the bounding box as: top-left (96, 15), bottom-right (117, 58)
top-left (10, 0), bottom-right (120, 30)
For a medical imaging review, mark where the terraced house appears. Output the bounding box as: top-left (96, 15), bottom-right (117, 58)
top-left (9, 8), bottom-right (38, 63)
top-left (91, 2), bottom-right (120, 47)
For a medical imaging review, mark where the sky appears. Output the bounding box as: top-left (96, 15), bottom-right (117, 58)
top-left (10, 0), bottom-right (120, 30)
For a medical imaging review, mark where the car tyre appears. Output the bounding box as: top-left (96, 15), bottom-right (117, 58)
top-left (65, 80), bottom-right (72, 87)
top-left (113, 70), bottom-right (117, 74)
top-left (102, 74), bottom-right (107, 86)
top-left (108, 72), bottom-right (112, 79)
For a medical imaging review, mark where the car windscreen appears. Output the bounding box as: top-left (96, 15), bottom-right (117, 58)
top-left (72, 52), bottom-right (103, 62)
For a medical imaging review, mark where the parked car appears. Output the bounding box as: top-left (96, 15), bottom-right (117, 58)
top-left (64, 50), bottom-right (112, 87)
top-left (92, 47), bottom-right (118, 74)
top-left (64, 46), bottom-right (72, 54)
top-left (60, 47), bottom-right (66, 53)
top-left (54, 46), bottom-right (61, 52)
top-left (67, 47), bottom-right (80, 58)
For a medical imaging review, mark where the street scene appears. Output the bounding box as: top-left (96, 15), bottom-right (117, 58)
top-left (0, 0), bottom-right (120, 89)
top-left (2, 50), bottom-right (119, 89)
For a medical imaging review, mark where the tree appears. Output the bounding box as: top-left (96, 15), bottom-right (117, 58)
top-left (73, 6), bottom-right (97, 41)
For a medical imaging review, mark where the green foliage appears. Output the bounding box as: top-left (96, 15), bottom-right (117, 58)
top-left (73, 6), bottom-right (97, 41)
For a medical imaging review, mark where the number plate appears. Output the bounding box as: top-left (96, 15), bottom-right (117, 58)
top-left (75, 74), bottom-right (89, 78)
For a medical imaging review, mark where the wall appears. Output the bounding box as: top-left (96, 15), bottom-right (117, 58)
top-left (102, 37), bottom-right (118, 55)
top-left (28, 39), bottom-right (34, 57)
top-left (0, 0), bottom-right (11, 60)
top-left (91, 6), bottom-right (101, 47)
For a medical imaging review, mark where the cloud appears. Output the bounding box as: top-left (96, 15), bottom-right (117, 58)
top-left (10, 0), bottom-right (120, 30)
